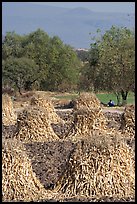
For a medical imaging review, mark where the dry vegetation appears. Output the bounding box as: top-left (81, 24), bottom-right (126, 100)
top-left (2, 94), bottom-right (17, 126)
top-left (2, 139), bottom-right (53, 202)
top-left (2, 91), bottom-right (135, 202)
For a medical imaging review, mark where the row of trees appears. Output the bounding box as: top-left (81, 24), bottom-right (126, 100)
top-left (2, 26), bottom-right (135, 105)
top-left (2, 29), bottom-right (81, 93)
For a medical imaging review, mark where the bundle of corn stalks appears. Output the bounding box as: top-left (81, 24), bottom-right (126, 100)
top-left (14, 106), bottom-right (59, 142)
top-left (56, 134), bottom-right (135, 200)
top-left (30, 93), bottom-right (64, 124)
top-left (120, 105), bottom-right (135, 139)
top-left (65, 93), bottom-right (107, 141)
top-left (74, 92), bottom-right (101, 110)
top-left (2, 138), bottom-right (54, 202)
top-left (2, 94), bottom-right (17, 126)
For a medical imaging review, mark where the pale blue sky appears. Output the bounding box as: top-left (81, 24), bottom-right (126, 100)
top-left (31, 2), bottom-right (135, 14)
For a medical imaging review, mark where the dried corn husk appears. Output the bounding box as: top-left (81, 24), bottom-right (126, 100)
top-left (65, 93), bottom-right (107, 140)
top-left (2, 94), bottom-right (17, 126)
top-left (56, 135), bottom-right (135, 199)
top-left (74, 92), bottom-right (101, 110)
top-left (56, 95), bottom-right (135, 199)
top-left (121, 105), bottom-right (135, 139)
top-left (2, 138), bottom-right (54, 202)
top-left (30, 93), bottom-right (64, 124)
top-left (15, 106), bottom-right (59, 142)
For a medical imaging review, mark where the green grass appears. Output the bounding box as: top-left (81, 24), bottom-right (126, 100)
top-left (96, 92), bottom-right (135, 105)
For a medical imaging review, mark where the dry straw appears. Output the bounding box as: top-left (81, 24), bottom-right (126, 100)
top-left (2, 94), bottom-right (17, 126)
top-left (121, 105), bottom-right (135, 139)
top-left (55, 93), bottom-right (135, 199)
top-left (65, 92), bottom-right (107, 141)
top-left (56, 135), bottom-right (135, 199)
top-left (73, 92), bottom-right (101, 110)
top-left (30, 92), bottom-right (64, 124)
top-left (2, 138), bottom-right (54, 202)
top-left (15, 106), bottom-right (59, 142)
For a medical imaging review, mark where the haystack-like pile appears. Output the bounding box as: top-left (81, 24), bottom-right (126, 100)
top-left (74, 92), bottom-right (101, 110)
top-left (2, 94), bottom-right (17, 126)
top-left (30, 93), bottom-right (63, 124)
top-left (2, 138), bottom-right (54, 202)
top-left (66, 93), bottom-right (107, 140)
top-left (56, 135), bottom-right (135, 199)
top-left (121, 105), bottom-right (135, 139)
top-left (15, 106), bottom-right (59, 142)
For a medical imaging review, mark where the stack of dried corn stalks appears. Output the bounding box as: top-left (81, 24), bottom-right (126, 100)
top-left (65, 92), bottom-right (107, 141)
top-left (121, 105), bottom-right (135, 139)
top-left (2, 138), bottom-right (55, 202)
top-left (73, 92), bottom-right (101, 110)
top-left (56, 135), bottom-right (135, 199)
top-left (2, 94), bottom-right (17, 126)
top-left (14, 106), bottom-right (59, 142)
top-left (30, 93), bottom-right (64, 124)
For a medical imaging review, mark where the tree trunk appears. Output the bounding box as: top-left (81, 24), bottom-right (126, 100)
top-left (24, 81), bottom-right (32, 91)
top-left (24, 77), bottom-right (40, 91)
top-left (15, 81), bottom-right (22, 95)
top-left (114, 92), bottom-right (121, 106)
top-left (121, 90), bottom-right (128, 106)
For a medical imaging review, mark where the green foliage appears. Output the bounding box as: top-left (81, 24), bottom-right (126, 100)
top-left (2, 31), bottom-right (24, 59)
top-left (40, 37), bottom-right (81, 91)
top-left (2, 29), bottom-right (81, 93)
top-left (98, 26), bottom-right (135, 92)
top-left (83, 26), bottom-right (135, 105)
top-left (3, 57), bottom-right (39, 94)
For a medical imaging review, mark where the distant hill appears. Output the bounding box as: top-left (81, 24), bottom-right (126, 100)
top-left (2, 2), bottom-right (135, 48)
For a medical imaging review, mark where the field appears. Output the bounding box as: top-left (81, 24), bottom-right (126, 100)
top-left (2, 91), bottom-right (135, 202)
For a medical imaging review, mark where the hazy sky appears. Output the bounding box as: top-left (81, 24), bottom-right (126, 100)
top-left (31, 2), bottom-right (135, 14)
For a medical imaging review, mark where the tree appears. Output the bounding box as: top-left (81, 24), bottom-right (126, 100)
top-left (87, 26), bottom-right (135, 105)
top-left (40, 36), bottom-right (81, 91)
top-left (2, 31), bottom-right (24, 60)
top-left (2, 29), bottom-right (51, 92)
top-left (22, 29), bottom-right (50, 85)
top-left (3, 57), bottom-right (39, 94)
top-left (2, 29), bottom-right (82, 93)
top-left (99, 26), bottom-right (135, 105)
top-left (78, 42), bottom-right (102, 92)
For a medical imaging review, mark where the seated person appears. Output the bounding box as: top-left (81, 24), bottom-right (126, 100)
top-left (108, 99), bottom-right (115, 107)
